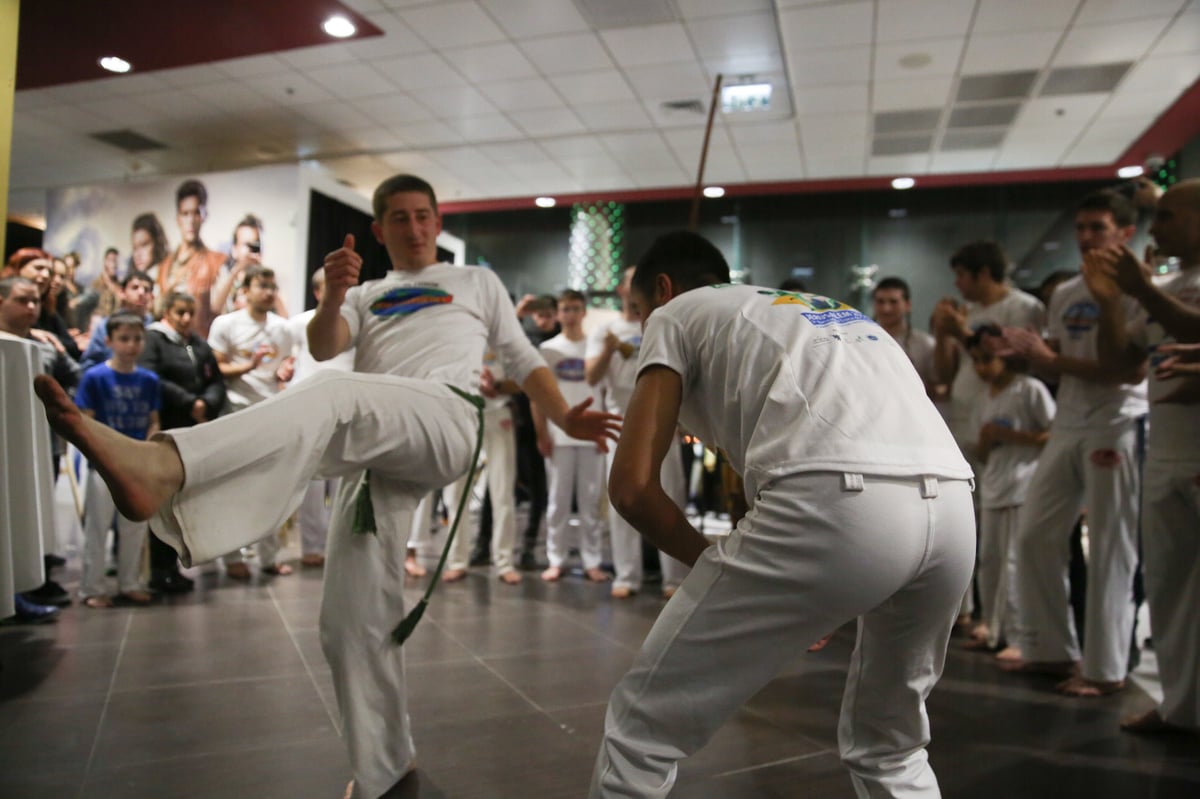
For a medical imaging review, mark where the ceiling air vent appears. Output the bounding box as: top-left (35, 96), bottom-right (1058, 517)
top-left (90, 129), bottom-right (167, 153)
top-left (661, 99), bottom-right (705, 114)
top-left (573, 0), bottom-right (676, 29)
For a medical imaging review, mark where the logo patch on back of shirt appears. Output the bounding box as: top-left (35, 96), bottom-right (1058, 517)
top-left (554, 357), bottom-right (586, 382)
top-left (370, 287), bottom-right (452, 317)
top-left (1062, 301), bottom-right (1099, 338)
top-left (756, 290), bottom-right (870, 327)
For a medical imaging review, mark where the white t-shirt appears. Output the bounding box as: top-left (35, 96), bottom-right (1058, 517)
top-left (888, 325), bottom-right (936, 389)
top-left (1127, 265), bottom-right (1200, 462)
top-left (948, 288), bottom-right (1046, 447)
top-left (339, 264), bottom-right (543, 392)
top-left (540, 333), bottom-right (601, 448)
top-left (481, 349), bottom-right (512, 419)
top-left (1046, 274), bottom-right (1147, 429)
top-left (207, 308), bottom-right (292, 411)
top-left (288, 308), bottom-right (355, 384)
top-left (585, 316), bottom-right (642, 414)
top-left (636, 284), bottom-right (972, 500)
top-left (973, 375), bottom-right (1056, 509)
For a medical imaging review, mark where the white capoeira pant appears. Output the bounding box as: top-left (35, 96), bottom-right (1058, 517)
top-left (297, 478), bottom-right (336, 558)
top-left (590, 472), bottom-right (975, 799)
top-left (545, 445), bottom-right (605, 571)
top-left (977, 505), bottom-right (1021, 649)
top-left (151, 370), bottom-right (479, 799)
top-left (1015, 422), bottom-right (1140, 681)
top-left (81, 470), bottom-right (148, 598)
top-left (446, 407), bottom-right (519, 574)
top-left (1142, 455), bottom-right (1200, 728)
top-left (609, 445), bottom-right (690, 593)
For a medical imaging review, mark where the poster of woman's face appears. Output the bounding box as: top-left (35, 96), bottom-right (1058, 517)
top-left (43, 163), bottom-right (299, 307)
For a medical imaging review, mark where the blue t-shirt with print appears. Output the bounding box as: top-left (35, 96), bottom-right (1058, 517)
top-left (75, 363), bottom-right (161, 441)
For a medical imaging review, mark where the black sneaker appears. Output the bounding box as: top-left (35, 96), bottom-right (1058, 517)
top-left (149, 572), bottom-right (194, 594)
top-left (22, 580), bottom-right (71, 607)
top-left (468, 549), bottom-right (491, 567)
top-left (44, 553), bottom-right (66, 569)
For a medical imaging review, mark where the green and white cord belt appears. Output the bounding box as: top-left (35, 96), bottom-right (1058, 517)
top-left (349, 385), bottom-right (486, 646)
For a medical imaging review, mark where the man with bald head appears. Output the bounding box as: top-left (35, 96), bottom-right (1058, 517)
top-left (1083, 178), bottom-right (1200, 736)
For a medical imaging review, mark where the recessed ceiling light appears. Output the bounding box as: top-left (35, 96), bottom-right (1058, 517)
top-left (535, 197), bottom-right (556, 208)
top-left (892, 177), bottom-right (916, 190)
top-left (703, 186), bottom-right (725, 198)
top-left (720, 83), bottom-right (771, 113)
top-left (98, 56), bottom-right (131, 74)
top-left (322, 16), bottom-right (356, 38)
top-left (1117, 165), bottom-right (1144, 178)
top-left (899, 53), bottom-right (933, 69)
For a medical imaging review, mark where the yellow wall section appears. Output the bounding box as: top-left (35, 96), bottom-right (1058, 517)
top-left (0, 0), bottom-right (18, 255)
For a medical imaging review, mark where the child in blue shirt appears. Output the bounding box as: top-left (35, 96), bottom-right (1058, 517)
top-left (75, 311), bottom-right (160, 607)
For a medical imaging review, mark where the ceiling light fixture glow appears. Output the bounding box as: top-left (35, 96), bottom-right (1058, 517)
top-left (721, 83), bottom-right (771, 113)
top-left (535, 197), bottom-right (556, 208)
top-left (703, 186), bottom-right (725, 198)
top-left (892, 177), bottom-right (916, 190)
top-left (1117, 165), bottom-right (1144, 179)
top-left (322, 16), bottom-right (357, 38)
top-left (98, 56), bottom-right (131, 73)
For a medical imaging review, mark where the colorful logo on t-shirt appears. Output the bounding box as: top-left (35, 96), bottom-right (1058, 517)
top-left (756, 290), bottom-right (870, 327)
top-left (1062, 300), bottom-right (1099, 338)
top-left (370, 287), bottom-right (452, 317)
top-left (617, 334), bottom-right (641, 359)
top-left (554, 357), bottom-right (586, 382)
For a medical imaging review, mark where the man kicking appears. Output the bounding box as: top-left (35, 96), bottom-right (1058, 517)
top-left (36, 173), bottom-right (620, 799)
top-left (590, 231), bottom-right (975, 798)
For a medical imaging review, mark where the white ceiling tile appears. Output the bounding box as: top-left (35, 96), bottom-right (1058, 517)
top-left (1054, 18), bottom-right (1172, 66)
top-left (664, 127), bottom-right (735, 161)
top-left (600, 131), bottom-right (670, 155)
top-left (395, 120), bottom-right (467, 146)
top-left (1111, 53), bottom-right (1198, 94)
top-left (550, 71), bottom-right (636, 105)
top-left (428, 146), bottom-right (500, 171)
top-left (443, 42), bottom-right (539, 83)
top-left (873, 76), bottom-right (954, 112)
top-left (1076, 0), bottom-right (1189, 25)
top-left (1102, 87), bottom-right (1187, 117)
top-left (520, 33), bottom-right (615, 74)
top-left (343, 13), bottom-right (430, 59)
top-left (295, 101), bottom-right (373, 135)
top-left (624, 62), bottom-right (710, 101)
top-left (574, 101), bottom-right (655, 132)
top-left (929, 150), bottom-right (999, 173)
top-left (241, 72), bottom-right (338, 106)
top-left (356, 94), bottom-right (436, 126)
top-left (729, 121), bottom-right (800, 148)
top-left (306, 62), bottom-right (401, 99)
top-left (476, 77), bottom-right (565, 111)
top-left (800, 114), bottom-right (870, 157)
top-left (974, 0), bottom-right (1079, 34)
top-left (961, 31), bottom-right (1063, 74)
top-left (411, 85), bottom-right (500, 118)
top-left (996, 127), bottom-right (1073, 167)
top-left (676, 0), bottom-right (773, 19)
top-left (446, 113), bottom-right (525, 141)
top-left (1061, 138), bottom-right (1129, 165)
top-left (702, 51), bottom-right (786, 77)
top-left (13, 89), bottom-right (61, 112)
top-left (341, 126), bottom-right (409, 151)
top-left (399, 1), bottom-right (508, 48)
top-left (629, 166), bottom-right (691, 188)
top-left (1154, 3), bottom-right (1200, 54)
top-left (373, 53), bottom-right (470, 89)
top-left (343, 0), bottom-right (387, 11)
top-left (793, 83), bottom-right (870, 115)
top-left (185, 82), bottom-right (277, 114)
top-left (874, 37), bottom-right (966, 80)
top-left (787, 47), bottom-right (872, 86)
top-left (99, 72), bottom-right (174, 96)
top-left (867, 154), bottom-right (933, 175)
top-left (541, 135), bottom-right (608, 159)
top-left (686, 13), bottom-right (781, 61)
top-left (277, 44), bottom-right (358, 70)
top-left (125, 89), bottom-right (223, 122)
top-left (601, 23), bottom-right (697, 67)
top-left (479, 141), bottom-right (548, 164)
top-left (741, 147), bottom-right (806, 182)
top-left (73, 97), bottom-right (160, 127)
top-left (511, 160), bottom-right (574, 183)
top-left (877, 0), bottom-right (975, 42)
top-left (479, 0), bottom-right (589, 37)
top-left (701, 152), bottom-right (749, 183)
top-left (1074, 116), bottom-right (1145, 144)
top-left (155, 65), bottom-right (230, 89)
top-left (509, 107), bottom-right (587, 136)
top-left (778, 2), bottom-right (874, 50)
top-left (1019, 94), bottom-right (1107, 127)
top-left (213, 54), bottom-right (292, 79)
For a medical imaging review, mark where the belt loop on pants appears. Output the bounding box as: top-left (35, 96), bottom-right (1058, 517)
top-left (841, 473), bottom-right (864, 492)
top-left (920, 476), bottom-right (939, 498)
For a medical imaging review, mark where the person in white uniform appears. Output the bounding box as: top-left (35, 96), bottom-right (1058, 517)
top-left (590, 231), bottom-right (975, 799)
top-left (998, 190), bottom-right (1149, 695)
top-left (288, 267), bottom-right (355, 568)
top-left (536, 289), bottom-right (609, 584)
top-left (33, 174), bottom-right (621, 799)
top-left (586, 266), bottom-right (689, 598)
top-left (1082, 178), bottom-right (1200, 736)
top-left (872, 276), bottom-right (938, 395)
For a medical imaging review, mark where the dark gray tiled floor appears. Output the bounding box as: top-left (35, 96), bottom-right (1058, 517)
top-left (2, 562), bottom-right (1197, 799)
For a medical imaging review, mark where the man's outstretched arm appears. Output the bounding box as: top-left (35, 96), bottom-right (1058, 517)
top-left (521, 366), bottom-right (621, 452)
top-left (608, 366), bottom-right (710, 567)
top-left (309, 234), bottom-right (356, 361)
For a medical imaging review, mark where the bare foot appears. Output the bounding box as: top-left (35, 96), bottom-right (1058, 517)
top-left (263, 563), bottom-right (293, 576)
top-left (35, 375), bottom-right (182, 521)
top-left (808, 633), bottom-right (834, 652)
top-left (301, 553), bottom-right (325, 568)
top-left (611, 585), bottom-right (634, 599)
top-left (541, 566), bottom-right (562, 582)
top-left (441, 568), bottom-right (467, 583)
top-left (404, 555), bottom-right (427, 578)
top-left (498, 570), bottom-right (522, 585)
top-left (585, 567), bottom-right (611, 583)
top-left (994, 646), bottom-right (1023, 662)
top-left (969, 623), bottom-right (990, 643)
top-left (661, 586), bottom-right (677, 599)
top-left (999, 659), bottom-right (1077, 677)
top-left (344, 780), bottom-right (354, 799)
top-left (1056, 675), bottom-right (1125, 697)
top-left (84, 595), bottom-right (113, 609)
top-left (1120, 708), bottom-right (1187, 734)
top-left (226, 562), bottom-right (252, 581)
top-left (116, 589), bottom-right (153, 605)
top-left (961, 637), bottom-right (996, 652)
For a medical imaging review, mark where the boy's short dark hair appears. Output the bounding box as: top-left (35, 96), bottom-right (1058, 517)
top-left (873, 276), bottom-right (911, 300)
top-left (176, 179), bottom-right (207, 209)
top-left (632, 231), bottom-right (732, 300)
top-left (950, 241), bottom-right (1008, 282)
top-left (106, 311), bottom-right (146, 335)
top-left (164, 290), bottom-right (196, 309)
top-left (243, 265), bottom-right (276, 287)
top-left (528, 294), bottom-right (557, 313)
top-left (965, 323), bottom-right (1029, 372)
top-left (558, 289), bottom-right (586, 306)
top-left (372, 174), bottom-right (438, 221)
top-left (104, 247), bottom-right (119, 257)
top-left (122, 270), bottom-right (153, 290)
top-left (1077, 189), bottom-right (1137, 228)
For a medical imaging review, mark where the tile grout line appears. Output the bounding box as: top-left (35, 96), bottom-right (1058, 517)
top-left (710, 747), bottom-right (838, 779)
top-left (77, 609), bottom-right (135, 799)
top-left (267, 585), bottom-right (341, 734)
